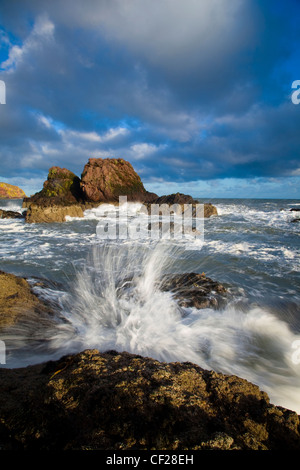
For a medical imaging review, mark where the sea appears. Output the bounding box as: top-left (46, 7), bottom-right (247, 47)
top-left (0, 197), bottom-right (300, 413)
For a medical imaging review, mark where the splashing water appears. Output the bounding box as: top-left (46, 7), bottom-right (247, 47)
top-left (3, 241), bottom-right (300, 413)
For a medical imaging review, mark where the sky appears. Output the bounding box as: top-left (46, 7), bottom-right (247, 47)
top-left (0, 0), bottom-right (300, 199)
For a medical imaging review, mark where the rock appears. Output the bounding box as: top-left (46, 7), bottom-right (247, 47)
top-left (22, 161), bottom-right (218, 223)
top-left (24, 203), bottom-right (85, 223)
top-left (153, 192), bottom-right (196, 206)
top-left (203, 203), bottom-right (218, 218)
top-left (80, 158), bottom-right (158, 203)
top-left (22, 166), bottom-right (88, 223)
top-left (160, 272), bottom-right (227, 309)
top-left (148, 193), bottom-right (218, 218)
top-left (291, 218), bottom-right (300, 223)
top-left (23, 167), bottom-right (83, 208)
top-left (0, 349), bottom-right (299, 450)
top-left (290, 208), bottom-right (300, 212)
top-left (0, 182), bottom-right (26, 199)
top-left (0, 209), bottom-right (24, 219)
top-left (0, 271), bottom-right (53, 329)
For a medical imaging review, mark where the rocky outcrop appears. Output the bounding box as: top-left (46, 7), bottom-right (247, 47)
top-left (23, 167), bottom-right (83, 209)
top-left (22, 167), bottom-right (87, 223)
top-left (160, 273), bottom-right (227, 309)
top-left (0, 271), bottom-right (52, 329)
top-left (0, 348), bottom-right (299, 450)
top-left (24, 203), bottom-right (85, 224)
top-left (148, 193), bottom-right (218, 218)
top-left (0, 209), bottom-right (24, 219)
top-left (80, 158), bottom-right (157, 203)
top-left (0, 182), bottom-right (26, 199)
top-left (22, 160), bottom-right (217, 223)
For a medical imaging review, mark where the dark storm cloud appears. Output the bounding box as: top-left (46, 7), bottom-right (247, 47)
top-left (0, 0), bottom-right (300, 196)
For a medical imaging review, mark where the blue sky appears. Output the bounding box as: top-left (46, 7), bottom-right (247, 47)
top-left (0, 0), bottom-right (300, 199)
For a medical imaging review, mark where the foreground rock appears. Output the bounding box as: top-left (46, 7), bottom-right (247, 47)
top-left (0, 271), bottom-right (52, 329)
top-left (0, 349), bottom-right (299, 450)
top-left (0, 182), bottom-right (26, 199)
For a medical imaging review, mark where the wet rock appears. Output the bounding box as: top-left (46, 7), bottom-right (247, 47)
top-left (0, 209), bottom-right (24, 219)
top-left (146, 193), bottom-right (218, 218)
top-left (290, 208), bottom-right (300, 212)
top-left (0, 349), bottom-right (299, 450)
top-left (0, 271), bottom-right (53, 329)
top-left (160, 272), bottom-right (227, 309)
top-left (24, 203), bottom-right (85, 223)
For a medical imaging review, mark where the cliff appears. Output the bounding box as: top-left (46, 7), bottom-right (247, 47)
top-left (0, 182), bottom-right (26, 199)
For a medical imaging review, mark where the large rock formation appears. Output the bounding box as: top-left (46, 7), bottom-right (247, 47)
top-left (23, 166), bottom-right (83, 208)
top-left (0, 182), bottom-right (26, 199)
top-left (22, 159), bottom-right (217, 223)
top-left (0, 349), bottom-right (299, 450)
top-left (22, 167), bottom-right (87, 223)
top-left (80, 158), bottom-right (157, 203)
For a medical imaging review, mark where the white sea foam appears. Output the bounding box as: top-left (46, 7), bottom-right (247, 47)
top-left (27, 242), bottom-right (298, 413)
top-left (1, 199), bottom-right (300, 414)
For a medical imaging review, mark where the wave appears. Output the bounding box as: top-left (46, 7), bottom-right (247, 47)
top-left (3, 241), bottom-right (300, 413)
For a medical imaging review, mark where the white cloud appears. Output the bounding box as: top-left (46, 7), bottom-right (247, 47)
top-left (59, 126), bottom-right (129, 143)
top-left (1, 14), bottom-right (55, 71)
top-left (130, 142), bottom-right (167, 160)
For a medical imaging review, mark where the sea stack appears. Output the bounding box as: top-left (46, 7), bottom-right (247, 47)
top-left (80, 157), bottom-right (157, 203)
top-left (23, 166), bottom-right (85, 223)
top-left (22, 158), bottom-right (218, 223)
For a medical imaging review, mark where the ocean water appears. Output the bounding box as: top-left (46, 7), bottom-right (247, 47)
top-left (0, 197), bottom-right (300, 413)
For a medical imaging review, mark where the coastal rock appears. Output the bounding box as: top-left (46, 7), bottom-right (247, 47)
top-left (24, 203), bottom-right (85, 223)
top-left (160, 272), bottom-right (227, 309)
top-left (0, 182), bottom-right (26, 199)
top-left (22, 160), bottom-right (217, 223)
top-left (148, 193), bottom-right (218, 218)
top-left (0, 209), bottom-right (24, 219)
top-left (22, 167), bottom-right (88, 223)
top-left (153, 192), bottom-right (196, 205)
top-left (0, 271), bottom-right (53, 329)
top-left (23, 167), bottom-right (83, 209)
top-left (203, 203), bottom-right (218, 218)
top-left (80, 158), bottom-right (158, 203)
top-left (0, 349), bottom-right (299, 450)
top-left (290, 208), bottom-right (300, 212)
